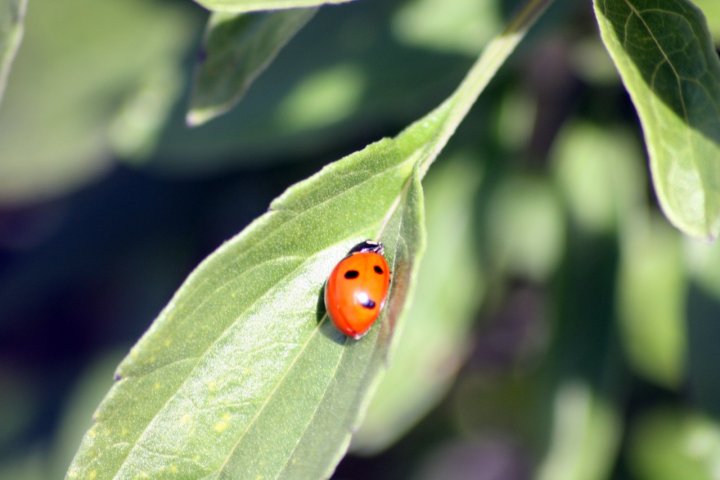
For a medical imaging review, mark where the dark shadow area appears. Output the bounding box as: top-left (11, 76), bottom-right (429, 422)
top-left (686, 282), bottom-right (720, 420)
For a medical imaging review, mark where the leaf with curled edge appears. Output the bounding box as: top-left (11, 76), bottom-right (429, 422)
top-left (594, 0), bottom-right (720, 240)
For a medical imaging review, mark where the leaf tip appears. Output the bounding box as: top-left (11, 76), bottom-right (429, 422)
top-left (185, 109), bottom-right (208, 128)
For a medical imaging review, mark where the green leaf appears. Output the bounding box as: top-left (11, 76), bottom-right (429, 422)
top-left (594, 0), bottom-right (720, 240)
top-left (188, 9), bottom-right (316, 126)
top-left (108, 65), bottom-right (185, 160)
top-left (67, 128), bottom-right (428, 480)
top-left (618, 216), bottom-right (686, 388)
top-left (537, 381), bottom-right (622, 480)
top-left (0, 0), bottom-right (195, 204)
top-left (537, 214), bottom-right (623, 480)
top-left (194, 0), bottom-right (354, 14)
top-left (685, 236), bottom-right (720, 299)
top-left (552, 122), bottom-right (644, 234)
top-left (150, 2), bottom-right (465, 173)
top-left (67, 1), bottom-right (552, 477)
top-left (629, 408), bottom-right (720, 480)
top-left (0, 0), bottom-right (26, 104)
top-left (691, 0), bottom-right (720, 40)
top-left (392, 0), bottom-right (502, 55)
top-left (352, 155), bottom-right (484, 454)
top-left (52, 352), bottom-right (126, 479)
top-left (485, 175), bottom-right (564, 281)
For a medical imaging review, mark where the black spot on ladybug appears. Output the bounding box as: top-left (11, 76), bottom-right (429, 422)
top-left (373, 265), bottom-right (384, 274)
top-left (360, 298), bottom-right (376, 309)
top-left (344, 270), bottom-right (359, 279)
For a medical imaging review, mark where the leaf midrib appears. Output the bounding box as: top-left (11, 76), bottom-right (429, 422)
top-left (215, 174), bottom-right (417, 478)
top-left (111, 168), bottom-right (417, 479)
top-left (154, 151), bottom-right (416, 327)
top-left (124, 149), bottom-right (417, 376)
top-left (125, 152), bottom-right (416, 379)
top-left (214, 313), bottom-right (348, 478)
top-left (269, 174), bottom-right (417, 479)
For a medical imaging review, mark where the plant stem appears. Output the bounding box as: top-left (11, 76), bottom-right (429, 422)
top-left (420, 0), bottom-right (555, 176)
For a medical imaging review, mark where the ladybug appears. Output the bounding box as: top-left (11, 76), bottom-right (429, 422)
top-left (324, 240), bottom-right (391, 339)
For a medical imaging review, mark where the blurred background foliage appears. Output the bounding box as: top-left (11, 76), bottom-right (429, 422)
top-left (1, 0), bottom-right (720, 478)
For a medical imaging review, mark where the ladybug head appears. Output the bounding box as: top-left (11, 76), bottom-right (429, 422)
top-left (348, 240), bottom-right (384, 255)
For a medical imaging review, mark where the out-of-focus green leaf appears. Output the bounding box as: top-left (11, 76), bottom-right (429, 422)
top-left (194, 0), bottom-right (354, 14)
top-left (496, 87), bottom-right (536, 151)
top-left (274, 63), bottom-right (364, 131)
top-left (0, 449), bottom-right (47, 480)
top-left (685, 238), bottom-right (720, 300)
top-left (151, 2), bottom-right (458, 172)
top-left (569, 37), bottom-right (621, 86)
top-left (0, 0), bottom-right (195, 204)
top-left (486, 175), bottom-right (564, 281)
top-left (352, 155), bottom-right (483, 454)
top-left (392, 0), bottom-right (501, 55)
top-left (0, 0), bottom-right (26, 103)
top-left (188, 9), bottom-right (316, 126)
top-left (108, 65), bottom-right (184, 160)
top-left (537, 211), bottom-right (623, 480)
top-left (629, 408), bottom-right (720, 480)
top-left (537, 381), bottom-right (622, 480)
top-left (594, 0), bottom-right (720, 240)
top-left (618, 217), bottom-right (686, 388)
top-left (552, 122), bottom-right (644, 234)
top-left (691, 0), bottom-right (720, 40)
top-left (51, 352), bottom-right (124, 479)
top-left (67, 2), bottom-right (551, 476)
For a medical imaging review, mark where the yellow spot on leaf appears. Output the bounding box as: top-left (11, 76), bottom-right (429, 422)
top-left (214, 412), bottom-right (232, 432)
top-left (88, 470), bottom-right (97, 480)
top-left (180, 414), bottom-right (191, 425)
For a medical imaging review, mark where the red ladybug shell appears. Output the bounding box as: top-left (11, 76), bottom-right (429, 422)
top-left (324, 241), bottom-right (391, 339)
